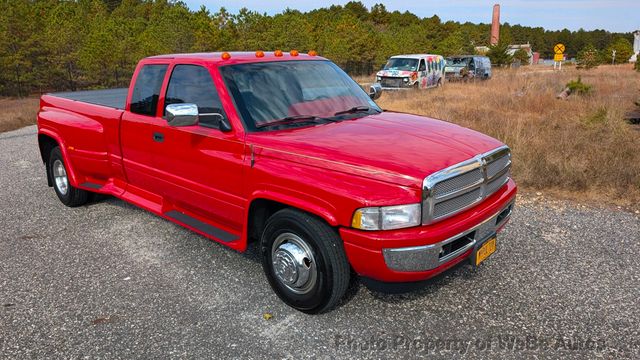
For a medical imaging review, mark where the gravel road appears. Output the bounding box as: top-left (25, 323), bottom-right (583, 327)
top-left (1, 126), bottom-right (639, 359)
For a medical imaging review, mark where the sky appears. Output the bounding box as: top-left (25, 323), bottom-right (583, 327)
top-left (182, 0), bottom-right (639, 33)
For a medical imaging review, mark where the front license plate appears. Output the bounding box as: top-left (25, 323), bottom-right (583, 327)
top-left (475, 237), bottom-right (496, 266)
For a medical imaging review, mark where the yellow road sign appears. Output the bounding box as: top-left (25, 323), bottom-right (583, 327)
top-left (554, 53), bottom-right (564, 62)
top-left (554, 43), bottom-right (565, 54)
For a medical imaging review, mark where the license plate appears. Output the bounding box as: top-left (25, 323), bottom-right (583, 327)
top-left (474, 237), bottom-right (496, 266)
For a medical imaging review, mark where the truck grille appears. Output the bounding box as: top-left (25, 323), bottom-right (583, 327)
top-left (422, 146), bottom-right (511, 224)
top-left (380, 77), bottom-right (404, 88)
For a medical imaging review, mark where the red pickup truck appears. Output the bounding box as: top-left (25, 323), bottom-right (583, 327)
top-left (37, 51), bottom-right (516, 313)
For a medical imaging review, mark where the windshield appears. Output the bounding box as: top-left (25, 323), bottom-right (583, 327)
top-left (220, 60), bottom-right (380, 131)
top-left (445, 57), bottom-right (471, 67)
top-left (383, 58), bottom-right (418, 71)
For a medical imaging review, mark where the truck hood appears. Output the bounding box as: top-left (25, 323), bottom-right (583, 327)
top-left (248, 112), bottom-right (504, 188)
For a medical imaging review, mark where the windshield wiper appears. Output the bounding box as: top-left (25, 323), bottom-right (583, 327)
top-left (334, 106), bottom-right (378, 117)
top-left (256, 115), bottom-right (327, 129)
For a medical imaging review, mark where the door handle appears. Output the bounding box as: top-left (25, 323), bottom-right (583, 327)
top-left (153, 132), bottom-right (164, 143)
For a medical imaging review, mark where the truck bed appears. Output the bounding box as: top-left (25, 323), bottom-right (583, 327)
top-left (49, 88), bottom-right (128, 110)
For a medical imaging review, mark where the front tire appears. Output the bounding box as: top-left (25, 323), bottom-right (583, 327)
top-left (48, 146), bottom-right (89, 207)
top-left (260, 208), bottom-right (350, 314)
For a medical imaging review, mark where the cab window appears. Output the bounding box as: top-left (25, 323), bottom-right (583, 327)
top-left (418, 59), bottom-right (426, 71)
top-left (164, 65), bottom-right (227, 128)
top-left (130, 64), bottom-right (168, 116)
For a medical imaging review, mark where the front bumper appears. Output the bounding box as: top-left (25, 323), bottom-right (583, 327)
top-left (340, 179), bottom-right (516, 283)
top-left (382, 202), bottom-right (512, 272)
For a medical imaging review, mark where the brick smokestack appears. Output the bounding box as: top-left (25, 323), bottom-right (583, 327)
top-left (490, 4), bottom-right (500, 45)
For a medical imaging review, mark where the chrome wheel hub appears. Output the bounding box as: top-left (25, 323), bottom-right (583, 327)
top-left (271, 233), bottom-right (317, 294)
top-left (52, 159), bottom-right (69, 195)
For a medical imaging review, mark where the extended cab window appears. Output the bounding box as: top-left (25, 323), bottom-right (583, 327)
top-left (164, 65), bottom-right (226, 128)
top-left (130, 64), bottom-right (168, 116)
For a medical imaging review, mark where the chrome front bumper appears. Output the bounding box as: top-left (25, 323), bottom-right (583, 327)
top-left (382, 202), bottom-right (514, 272)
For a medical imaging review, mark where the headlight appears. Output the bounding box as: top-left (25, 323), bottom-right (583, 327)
top-left (403, 77), bottom-right (409, 82)
top-left (376, 76), bottom-right (381, 82)
top-left (351, 204), bottom-right (421, 230)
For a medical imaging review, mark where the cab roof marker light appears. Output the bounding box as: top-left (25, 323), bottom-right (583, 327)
top-left (290, 50), bottom-right (299, 56)
top-left (255, 50), bottom-right (265, 58)
top-left (274, 50), bottom-right (284, 57)
top-left (308, 50), bottom-right (318, 56)
top-left (221, 52), bottom-right (231, 60)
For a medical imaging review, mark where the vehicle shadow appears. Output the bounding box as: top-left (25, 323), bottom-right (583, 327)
top-left (359, 262), bottom-right (476, 304)
top-left (83, 195), bottom-right (477, 309)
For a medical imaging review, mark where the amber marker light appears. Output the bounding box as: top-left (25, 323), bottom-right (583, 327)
top-left (274, 49), bottom-right (284, 57)
top-left (255, 50), bottom-right (265, 58)
top-left (221, 52), bottom-right (231, 60)
top-left (308, 50), bottom-right (318, 56)
top-left (290, 49), bottom-right (299, 56)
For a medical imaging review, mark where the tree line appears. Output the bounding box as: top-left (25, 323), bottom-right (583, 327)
top-left (0, 0), bottom-right (634, 97)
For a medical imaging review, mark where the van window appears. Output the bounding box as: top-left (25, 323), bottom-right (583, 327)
top-left (418, 59), bottom-right (426, 71)
top-left (164, 65), bottom-right (227, 128)
top-left (130, 64), bottom-right (168, 116)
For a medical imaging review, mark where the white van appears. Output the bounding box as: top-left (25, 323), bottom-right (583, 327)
top-left (376, 54), bottom-right (445, 90)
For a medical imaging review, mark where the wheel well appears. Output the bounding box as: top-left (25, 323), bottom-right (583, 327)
top-left (38, 134), bottom-right (58, 164)
top-left (38, 134), bottom-right (59, 187)
top-left (247, 199), bottom-right (289, 242)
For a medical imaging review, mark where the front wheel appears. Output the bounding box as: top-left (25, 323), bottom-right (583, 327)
top-left (48, 146), bottom-right (89, 207)
top-left (260, 208), bottom-right (350, 314)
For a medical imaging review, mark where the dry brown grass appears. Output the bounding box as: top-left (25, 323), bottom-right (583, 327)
top-left (0, 97), bottom-right (39, 133)
top-left (371, 65), bottom-right (640, 206)
top-left (2, 67), bottom-right (639, 206)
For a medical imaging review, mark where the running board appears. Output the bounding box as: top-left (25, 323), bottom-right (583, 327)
top-left (164, 210), bottom-right (238, 243)
top-left (80, 182), bottom-right (103, 190)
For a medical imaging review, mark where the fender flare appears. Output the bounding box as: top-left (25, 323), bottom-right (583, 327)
top-left (38, 127), bottom-right (80, 188)
top-left (247, 190), bottom-right (340, 227)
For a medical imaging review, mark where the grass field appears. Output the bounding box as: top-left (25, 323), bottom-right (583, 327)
top-left (0, 97), bottom-right (39, 133)
top-left (1, 65), bottom-right (639, 207)
top-left (369, 64), bottom-right (640, 207)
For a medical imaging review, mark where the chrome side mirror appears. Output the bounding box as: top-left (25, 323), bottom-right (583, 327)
top-left (369, 83), bottom-right (382, 100)
top-left (165, 103), bottom-right (199, 127)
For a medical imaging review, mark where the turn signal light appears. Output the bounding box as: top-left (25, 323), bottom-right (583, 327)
top-left (274, 50), bottom-right (283, 57)
top-left (308, 50), bottom-right (318, 56)
top-left (255, 50), bottom-right (265, 58)
top-left (221, 52), bottom-right (231, 60)
top-left (290, 49), bottom-right (299, 56)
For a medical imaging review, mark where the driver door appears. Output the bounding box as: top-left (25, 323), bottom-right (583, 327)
top-left (153, 63), bottom-right (245, 232)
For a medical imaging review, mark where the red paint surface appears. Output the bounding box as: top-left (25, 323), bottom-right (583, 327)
top-left (37, 52), bottom-right (517, 282)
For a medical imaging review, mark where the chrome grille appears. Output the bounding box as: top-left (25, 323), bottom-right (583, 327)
top-left (380, 77), bottom-right (403, 88)
top-left (432, 168), bottom-right (483, 199)
top-left (422, 146), bottom-right (511, 224)
top-left (485, 169), bottom-right (510, 195)
top-left (433, 188), bottom-right (483, 219)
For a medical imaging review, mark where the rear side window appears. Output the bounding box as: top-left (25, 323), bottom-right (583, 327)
top-left (130, 64), bottom-right (168, 116)
top-left (165, 65), bottom-right (226, 128)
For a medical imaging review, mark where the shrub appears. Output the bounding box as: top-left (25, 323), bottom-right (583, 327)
top-left (487, 42), bottom-right (513, 67)
top-left (576, 44), bottom-right (601, 69)
top-left (566, 76), bottom-right (591, 95)
top-left (583, 107), bottom-right (607, 125)
top-left (512, 49), bottom-right (530, 66)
